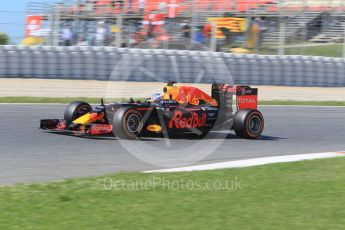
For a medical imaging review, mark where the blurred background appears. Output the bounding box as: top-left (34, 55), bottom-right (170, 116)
top-left (1, 0), bottom-right (345, 57)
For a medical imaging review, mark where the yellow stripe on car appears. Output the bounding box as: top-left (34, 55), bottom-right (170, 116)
top-left (73, 113), bottom-right (92, 125)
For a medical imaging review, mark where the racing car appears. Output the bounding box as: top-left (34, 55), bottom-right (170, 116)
top-left (40, 82), bottom-right (264, 139)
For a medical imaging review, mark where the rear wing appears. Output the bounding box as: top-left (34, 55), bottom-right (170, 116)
top-left (212, 84), bottom-right (258, 111)
top-left (233, 85), bottom-right (258, 110)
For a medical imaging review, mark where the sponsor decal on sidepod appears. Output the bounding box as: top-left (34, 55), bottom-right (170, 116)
top-left (169, 111), bottom-right (207, 129)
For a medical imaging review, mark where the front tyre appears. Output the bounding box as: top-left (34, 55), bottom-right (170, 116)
top-left (64, 101), bottom-right (92, 126)
top-left (112, 107), bottom-right (143, 140)
top-left (233, 109), bottom-right (264, 139)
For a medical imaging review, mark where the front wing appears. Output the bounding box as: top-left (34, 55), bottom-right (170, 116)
top-left (40, 119), bottom-right (113, 136)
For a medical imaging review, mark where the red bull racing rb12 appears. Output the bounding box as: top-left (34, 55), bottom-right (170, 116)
top-left (40, 82), bottom-right (264, 140)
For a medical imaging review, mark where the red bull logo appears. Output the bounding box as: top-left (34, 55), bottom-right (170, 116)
top-left (169, 111), bottom-right (207, 129)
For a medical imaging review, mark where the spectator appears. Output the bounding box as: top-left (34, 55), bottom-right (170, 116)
top-left (247, 19), bottom-right (260, 49)
top-left (62, 26), bottom-right (73, 46)
top-left (257, 17), bottom-right (267, 47)
top-left (203, 22), bottom-right (212, 45)
top-left (194, 28), bottom-right (204, 43)
top-left (182, 22), bottom-right (191, 39)
top-left (147, 23), bottom-right (155, 39)
top-left (96, 21), bottom-right (107, 46)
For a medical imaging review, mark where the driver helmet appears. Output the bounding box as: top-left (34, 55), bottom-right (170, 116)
top-left (152, 93), bottom-right (162, 101)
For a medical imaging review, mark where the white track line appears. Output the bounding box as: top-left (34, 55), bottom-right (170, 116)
top-left (146, 151), bottom-right (345, 173)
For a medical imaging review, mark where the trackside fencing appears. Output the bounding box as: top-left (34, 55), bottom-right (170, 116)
top-left (0, 45), bottom-right (344, 87)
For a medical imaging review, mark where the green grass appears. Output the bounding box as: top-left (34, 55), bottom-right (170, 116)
top-left (260, 100), bottom-right (345, 106)
top-left (258, 44), bottom-right (344, 57)
top-left (0, 97), bottom-right (344, 106)
top-left (1, 157), bottom-right (345, 229)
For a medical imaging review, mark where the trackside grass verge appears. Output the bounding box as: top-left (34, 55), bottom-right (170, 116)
top-left (1, 157), bottom-right (345, 229)
top-left (258, 44), bottom-right (344, 57)
top-left (259, 100), bottom-right (345, 106)
top-left (0, 97), bottom-right (345, 106)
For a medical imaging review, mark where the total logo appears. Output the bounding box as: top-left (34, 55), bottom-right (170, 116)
top-left (91, 125), bottom-right (112, 134)
top-left (237, 98), bottom-right (257, 104)
top-left (169, 111), bottom-right (207, 129)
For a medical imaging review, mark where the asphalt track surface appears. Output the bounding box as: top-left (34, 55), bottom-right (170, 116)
top-left (0, 104), bottom-right (345, 185)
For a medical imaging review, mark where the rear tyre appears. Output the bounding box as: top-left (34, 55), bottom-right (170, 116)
top-left (233, 109), bottom-right (264, 139)
top-left (112, 107), bottom-right (143, 140)
top-left (64, 101), bottom-right (92, 126)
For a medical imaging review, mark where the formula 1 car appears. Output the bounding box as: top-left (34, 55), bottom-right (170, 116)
top-left (40, 82), bottom-right (264, 139)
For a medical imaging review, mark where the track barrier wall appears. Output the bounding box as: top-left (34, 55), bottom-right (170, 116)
top-left (0, 45), bottom-right (344, 87)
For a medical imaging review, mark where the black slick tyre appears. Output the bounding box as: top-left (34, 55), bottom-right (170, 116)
top-left (233, 109), bottom-right (264, 139)
top-left (64, 101), bottom-right (92, 126)
top-left (112, 107), bottom-right (143, 140)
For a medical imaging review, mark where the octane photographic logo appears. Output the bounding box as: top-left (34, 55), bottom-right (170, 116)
top-left (106, 39), bottom-right (234, 168)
